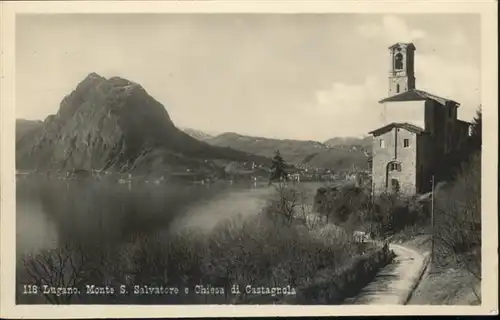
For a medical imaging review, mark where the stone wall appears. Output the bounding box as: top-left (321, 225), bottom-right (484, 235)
top-left (372, 127), bottom-right (418, 195)
top-left (282, 243), bottom-right (395, 304)
top-left (236, 243), bottom-right (395, 305)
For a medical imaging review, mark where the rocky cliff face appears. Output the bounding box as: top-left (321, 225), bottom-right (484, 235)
top-left (16, 73), bottom-right (267, 174)
top-left (16, 119), bottom-right (44, 143)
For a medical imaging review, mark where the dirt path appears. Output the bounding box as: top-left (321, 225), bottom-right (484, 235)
top-left (344, 243), bottom-right (426, 305)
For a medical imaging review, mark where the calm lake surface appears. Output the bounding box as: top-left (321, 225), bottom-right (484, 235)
top-left (16, 177), bottom-right (325, 258)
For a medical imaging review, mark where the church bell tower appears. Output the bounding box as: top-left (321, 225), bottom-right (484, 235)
top-left (388, 42), bottom-right (416, 96)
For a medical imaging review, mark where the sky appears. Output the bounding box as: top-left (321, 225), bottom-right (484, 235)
top-left (16, 14), bottom-right (481, 141)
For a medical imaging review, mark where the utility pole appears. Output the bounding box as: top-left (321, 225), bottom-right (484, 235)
top-left (430, 174), bottom-right (435, 264)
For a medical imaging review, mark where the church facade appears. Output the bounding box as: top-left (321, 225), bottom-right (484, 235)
top-left (369, 42), bottom-right (471, 195)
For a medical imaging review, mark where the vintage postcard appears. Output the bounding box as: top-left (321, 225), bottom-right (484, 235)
top-left (1, 0), bottom-right (498, 318)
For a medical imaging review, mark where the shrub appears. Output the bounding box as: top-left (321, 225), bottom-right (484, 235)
top-left (19, 243), bottom-right (92, 304)
top-left (19, 184), bottom-right (370, 305)
top-left (434, 152), bottom-right (481, 277)
top-left (313, 184), bottom-right (425, 238)
top-left (314, 184), bottom-right (371, 225)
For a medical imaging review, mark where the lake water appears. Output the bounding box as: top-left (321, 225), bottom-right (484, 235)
top-left (16, 177), bottom-right (325, 258)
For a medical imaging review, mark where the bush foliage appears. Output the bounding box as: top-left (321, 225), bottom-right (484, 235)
top-left (18, 183), bottom-right (373, 305)
top-left (313, 148), bottom-right (482, 301)
top-left (314, 184), bottom-right (428, 238)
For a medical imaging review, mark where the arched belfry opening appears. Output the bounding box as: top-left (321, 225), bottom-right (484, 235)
top-left (387, 42), bottom-right (416, 96)
top-left (394, 52), bottom-right (403, 70)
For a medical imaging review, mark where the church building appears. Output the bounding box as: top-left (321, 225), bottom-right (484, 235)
top-left (369, 42), bottom-right (471, 195)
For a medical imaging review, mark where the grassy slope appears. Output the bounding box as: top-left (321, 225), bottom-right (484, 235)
top-left (387, 221), bottom-right (480, 305)
top-left (323, 136), bottom-right (372, 148)
top-left (305, 148), bottom-right (370, 171)
top-left (409, 267), bottom-right (481, 305)
top-left (403, 235), bottom-right (481, 305)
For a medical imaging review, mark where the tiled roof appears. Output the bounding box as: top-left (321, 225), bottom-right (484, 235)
top-left (388, 42), bottom-right (416, 50)
top-left (378, 89), bottom-right (460, 106)
top-left (368, 122), bottom-right (427, 136)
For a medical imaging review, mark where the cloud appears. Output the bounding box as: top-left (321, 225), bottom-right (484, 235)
top-left (306, 76), bottom-right (386, 138)
top-left (341, 15), bottom-right (480, 124)
top-left (308, 57), bottom-right (479, 139)
top-left (307, 54), bottom-right (480, 139)
top-left (16, 14), bottom-right (480, 142)
top-left (417, 54), bottom-right (480, 120)
top-left (449, 31), bottom-right (467, 47)
top-left (357, 15), bottom-right (470, 49)
top-left (306, 15), bottom-right (480, 139)
top-left (357, 15), bottom-right (427, 43)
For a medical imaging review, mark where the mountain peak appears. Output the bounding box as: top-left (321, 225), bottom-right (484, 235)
top-left (77, 73), bottom-right (142, 92)
top-left (80, 72), bottom-right (106, 86)
top-left (87, 72), bottom-right (105, 79)
top-left (16, 74), bottom-right (269, 173)
top-left (107, 76), bottom-right (138, 87)
top-left (73, 72), bottom-right (107, 93)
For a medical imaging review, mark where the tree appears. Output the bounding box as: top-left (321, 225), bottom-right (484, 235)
top-left (272, 182), bottom-right (301, 224)
top-left (22, 243), bottom-right (93, 304)
top-left (268, 150), bottom-right (288, 184)
top-left (470, 105), bottom-right (482, 149)
top-left (434, 105), bottom-right (482, 182)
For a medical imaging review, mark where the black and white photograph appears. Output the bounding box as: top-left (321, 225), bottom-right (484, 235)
top-left (0, 0), bottom-right (498, 318)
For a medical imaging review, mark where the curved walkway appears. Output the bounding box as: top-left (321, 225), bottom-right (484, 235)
top-left (344, 243), bottom-right (426, 305)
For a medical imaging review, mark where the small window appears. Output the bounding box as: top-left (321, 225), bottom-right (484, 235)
top-left (380, 139), bottom-right (385, 148)
top-left (403, 139), bottom-right (410, 148)
top-left (389, 162), bottom-right (402, 172)
top-left (396, 84), bottom-right (400, 93)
